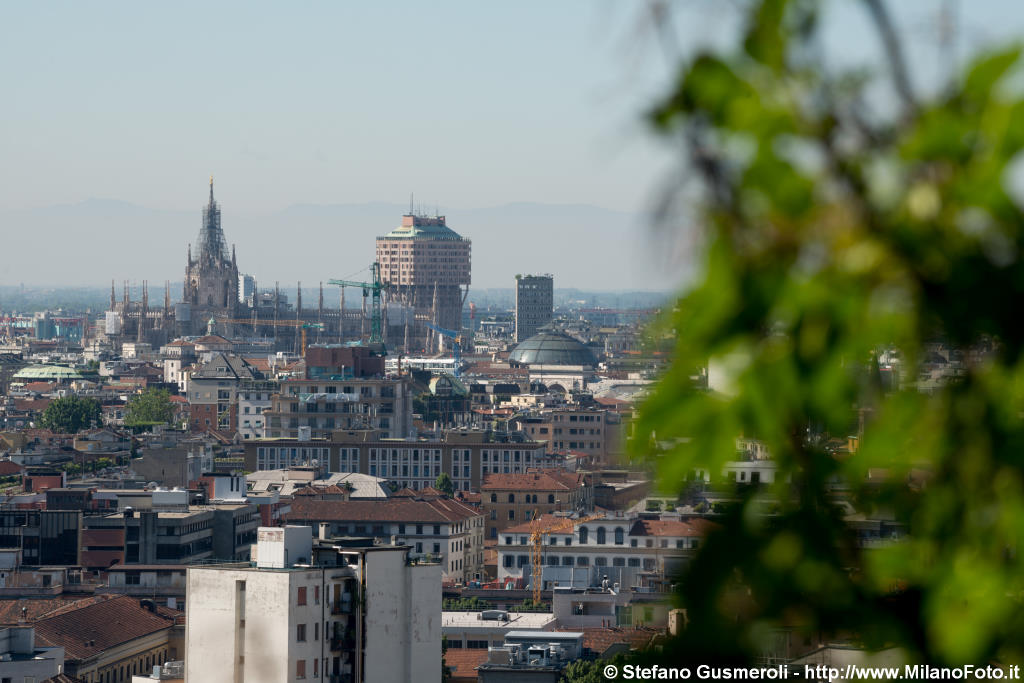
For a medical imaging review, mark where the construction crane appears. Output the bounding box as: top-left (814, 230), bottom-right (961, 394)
top-left (216, 318), bottom-right (324, 356)
top-left (425, 322), bottom-right (464, 376)
top-left (530, 512), bottom-right (605, 605)
top-left (328, 262), bottom-right (389, 345)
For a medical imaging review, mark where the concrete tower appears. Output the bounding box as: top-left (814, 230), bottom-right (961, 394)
top-left (515, 274), bottom-right (554, 342)
top-left (376, 212), bottom-right (471, 352)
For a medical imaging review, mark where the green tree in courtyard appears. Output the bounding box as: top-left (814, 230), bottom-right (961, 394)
top-left (435, 472), bottom-right (455, 497)
top-left (125, 388), bottom-right (176, 428)
top-left (38, 395), bottom-right (101, 433)
top-left (634, 0), bottom-right (1024, 667)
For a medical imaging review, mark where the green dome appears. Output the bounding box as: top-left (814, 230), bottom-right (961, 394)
top-left (509, 332), bottom-right (596, 366)
top-left (13, 365), bottom-right (85, 381)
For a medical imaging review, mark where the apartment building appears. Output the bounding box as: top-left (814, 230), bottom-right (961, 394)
top-left (481, 469), bottom-right (592, 540)
top-left (514, 406), bottom-right (625, 464)
top-left (185, 525), bottom-right (440, 683)
top-left (285, 497), bottom-right (485, 582)
top-left (237, 379), bottom-right (278, 440)
top-left (187, 353), bottom-right (265, 434)
top-left (245, 429), bottom-right (550, 493)
top-left (263, 377), bottom-right (412, 440)
top-left (496, 513), bottom-right (717, 591)
top-left (514, 274), bottom-right (554, 343)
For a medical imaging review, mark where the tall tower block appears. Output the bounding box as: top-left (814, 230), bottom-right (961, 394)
top-left (376, 212), bottom-right (471, 352)
top-left (515, 274), bottom-right (554, 342)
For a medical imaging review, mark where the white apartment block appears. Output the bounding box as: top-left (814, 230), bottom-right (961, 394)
top-left (185, 525), bottom-right (440, 683)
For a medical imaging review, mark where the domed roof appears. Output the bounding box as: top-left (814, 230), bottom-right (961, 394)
top-left (13, 365), bottom-right (84, 380)
top-left (509, 331), bottom-right (596, 366)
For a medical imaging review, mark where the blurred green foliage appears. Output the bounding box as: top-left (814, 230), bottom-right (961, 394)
top-left (634, 0), bottom-right (1024, 666)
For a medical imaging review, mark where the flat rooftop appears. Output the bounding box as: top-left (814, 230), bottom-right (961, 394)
top-left (442, 611), bottom-right (556, 630)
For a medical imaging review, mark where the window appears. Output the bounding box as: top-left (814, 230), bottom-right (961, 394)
top-left (503, 555), bottom-right (514, 568)
top-left (577, 556), bottom-right (590, 566)
top-left (613, 557), bottom-right (625, 567)
top-left (297, 624), bottom-right (307, 642)
top-left (433, 525), bottom-right (441, 535)
top-left (548, 494), bottom-right (555, 504)
top-left (505, 536), bottom-right (513, 545)
top-left (508, 493), bottom-right (515, 503)
top-left (579, 527), bottom-right (588, 544)
top-left (596, 527), bottom-right (607, 544)
top-left (314, 622), bottom-right (319, 640)
top-left (595, 557), bottom-right (608, 566)
top-left (628, 558), bottom-right (641, 567)
top-left (314, 585), bottom-right (320, 604)
top-left (297, 659), bottom-right (306, 679)
top-left (508, 510), bottom-right (515, 520)
top-left (297, 587), bottom-right (307, 606)
top-left (615, 528), bottom-right (624, 545)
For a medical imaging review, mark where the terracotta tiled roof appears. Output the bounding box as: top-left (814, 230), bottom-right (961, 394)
top-left (285, 496), bottom-right (481, 525)
top-left (293, 484), bottom-right (349, 496)
top-left (445, 648), bottom-right (489, 681)
top-left (43, 674), bottom-right (87, 683)
top-left (481, 469), bottom-right (585, 492)
top-left (455, 491), bottom-right (481, 505)
top-left (242, 356), bottom-right (288, 373)
top-left (0, 461), bottom-right (25, 476)
top-left (33, 595), bottom-right (178, 661)
top-left (555, 626), bottom-right (660, 655)
top-left (627, 517), bottom-right (718, 537)
top-left (393, 486), bottom-right (448, 499)
top-left (22, 381), bottom-right (56, 393)
top-left (0, 596), bottom-right (105, 625)
top-left (503, 514), bottom-right (583, 535)
top-left (13, 398), bottom-right (51, 412)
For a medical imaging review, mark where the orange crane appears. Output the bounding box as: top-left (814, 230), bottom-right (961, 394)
top-left (530, 512), bottom-right (605, 605)
top-left (216, 317), bottom-right (324, 356)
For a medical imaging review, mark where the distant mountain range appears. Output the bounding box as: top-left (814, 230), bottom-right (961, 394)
top-left (1, 199), bottom-right (688, 292)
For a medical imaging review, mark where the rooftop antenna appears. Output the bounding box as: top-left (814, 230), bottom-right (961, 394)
top-left (409, 193), bottom-right (414, 216)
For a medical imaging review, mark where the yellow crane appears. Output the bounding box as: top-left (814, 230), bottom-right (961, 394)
top-left (530, 512), bottom-right (605, 605)
top-left (216, 318), bottom-right (324, 356)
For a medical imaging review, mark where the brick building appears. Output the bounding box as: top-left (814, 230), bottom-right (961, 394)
top-left (481, 469), bottom-right (592, 541)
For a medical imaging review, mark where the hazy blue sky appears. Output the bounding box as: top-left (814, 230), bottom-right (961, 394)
top-left (1, 1), bottom-right (1022, 291)
top-left (0, 1), bottom-right (677, 213)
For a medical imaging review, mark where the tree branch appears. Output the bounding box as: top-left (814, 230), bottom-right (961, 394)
top-left (862, 0), bottom-right (917, 118)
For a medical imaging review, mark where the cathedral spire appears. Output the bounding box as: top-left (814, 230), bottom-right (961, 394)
top-left (209, 174), bottom-right (215, 206)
